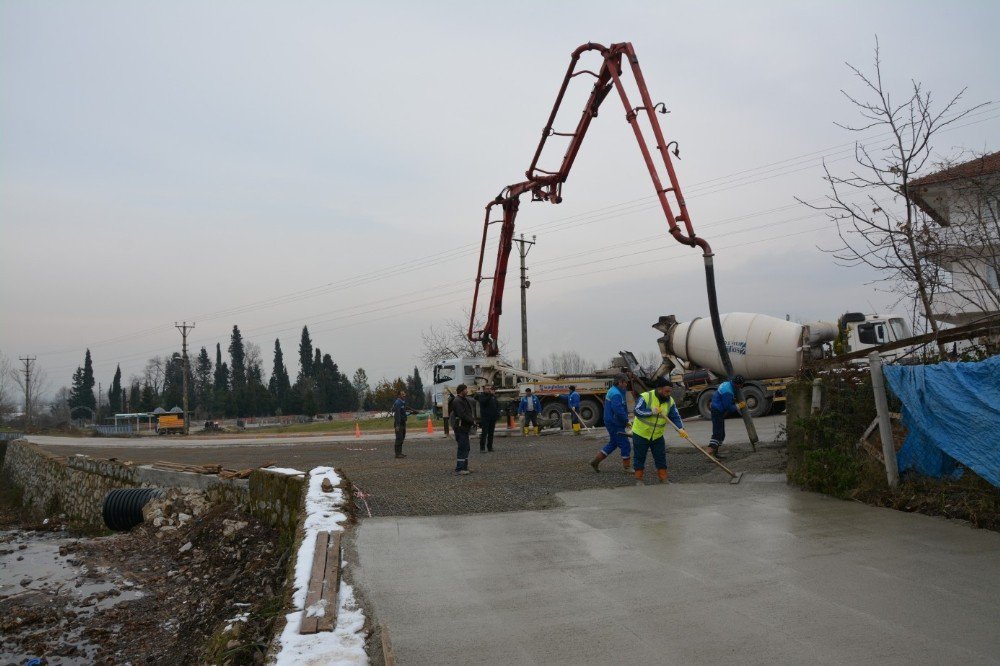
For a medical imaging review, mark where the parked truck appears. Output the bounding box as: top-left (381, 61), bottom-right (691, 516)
top-left (653, 312), bottom-right (912, 419)
top-left (431, 356), bottom-right (628, 427)
top-left (155, 414), bottom-right (185, 435)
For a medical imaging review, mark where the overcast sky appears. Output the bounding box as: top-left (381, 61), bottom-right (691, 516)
top-left (2, 1), bottom-right (998, 396)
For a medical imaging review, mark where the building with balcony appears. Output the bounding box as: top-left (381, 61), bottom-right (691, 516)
top-left (910, 152), bottom-right (1000, 326)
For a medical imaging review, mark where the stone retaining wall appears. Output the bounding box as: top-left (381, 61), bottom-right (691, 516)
top-left (0, 440), bottom-right (309, 535)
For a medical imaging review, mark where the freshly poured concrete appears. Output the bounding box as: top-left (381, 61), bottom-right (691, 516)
top-left (352, 482), bottom-right (1000, 665)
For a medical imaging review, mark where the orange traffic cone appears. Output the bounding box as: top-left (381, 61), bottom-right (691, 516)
top-left (426, 416), bottom-right (434, 434)
top-left (354, 422), bottom-right (361, 438)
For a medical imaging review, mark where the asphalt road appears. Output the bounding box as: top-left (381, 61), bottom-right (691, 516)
top-left (31, 415), bottom-right (787, 517)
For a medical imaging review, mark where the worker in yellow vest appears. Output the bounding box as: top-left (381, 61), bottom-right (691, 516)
top-left (631, 377), bottom-right (688, 485)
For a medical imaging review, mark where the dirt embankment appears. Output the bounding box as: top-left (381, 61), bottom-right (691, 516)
top-left (1, 492), bottom-right (291, 665)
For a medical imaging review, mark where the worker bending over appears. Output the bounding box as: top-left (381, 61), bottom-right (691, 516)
top-left (709, 375), bottom-right (746, 459)
top-left (590, 374), bottom-right (632, 473)
top-left (518, 388), bottom-right (541, 435)
top-left (561, 385), bottom-right (582, 434)
top-left (631, 377), bottom-right (687, 485)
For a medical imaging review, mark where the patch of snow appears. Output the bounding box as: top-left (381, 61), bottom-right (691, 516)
top-left (272, 466), bottom-right (367, 666)
top-left (262, 467), bottom-right (306, 476)
top-left (224, 611), bottom-right (251, 632)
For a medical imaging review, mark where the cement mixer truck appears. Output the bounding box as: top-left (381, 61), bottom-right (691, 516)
top-left (653, 312), bottom-right (912, 419)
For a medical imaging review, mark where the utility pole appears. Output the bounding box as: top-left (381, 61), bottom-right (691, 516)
top-left (97, 382), bottom-right (102, 425)
top-left (175, 322), bottom-right (195, 435)
top-left (513, 234), bottom-right (536, 371)
top-left (19, 356), bottom-right (35, 427)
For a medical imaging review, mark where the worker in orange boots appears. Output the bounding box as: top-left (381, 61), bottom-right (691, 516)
top-left (630, 377), bottom-right (687, 485)
top-left (590, 374), bottom-right (632, 473)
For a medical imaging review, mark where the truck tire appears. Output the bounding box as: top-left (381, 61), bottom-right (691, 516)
top-left (577, 398), bottom-right (602, 428)
top-left (697, 389), bottom-right (715, 420)
top-left (542, 402), bottom-right (566, 427)
top-left (742, 384), bottom-right (769, 418)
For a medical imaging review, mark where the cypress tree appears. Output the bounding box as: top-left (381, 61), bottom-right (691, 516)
top-left (408, 367), bottom-right (425, 409)
top-left (213, 343), bottom-right (231, 417)
top-left (268, 339), bottom-right (291, 413)
top-left (108, 365), bottom-right (123, 414)
top-left (298, 326), bottom-right (313, 380)
top-left (229, 325), bottom-right (248, 416)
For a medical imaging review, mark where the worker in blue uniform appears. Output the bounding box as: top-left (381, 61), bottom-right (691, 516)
top-left (709, 375), bottom-right (746, 459)
top-left (517, 388), bottom-right (542, 436)
top-left (560, 385), bottom-right (582, 434)
top-left (590, 374), bottom-right (632, 473)
top-left (631, 377), bottom-right (687, 485)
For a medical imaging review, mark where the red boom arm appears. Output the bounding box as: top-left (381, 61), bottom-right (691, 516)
top-left (468, 42), bottom-right (711, 356)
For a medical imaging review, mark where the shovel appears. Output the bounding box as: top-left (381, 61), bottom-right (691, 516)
top-left (668, 422), bottom-right (744, 484)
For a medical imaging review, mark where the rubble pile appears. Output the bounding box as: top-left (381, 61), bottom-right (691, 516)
top-left (141, 487), bottom-right (211, 532)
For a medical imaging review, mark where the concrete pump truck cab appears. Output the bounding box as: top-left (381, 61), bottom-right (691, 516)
top-left (432, 311), bottom-right (910, 425)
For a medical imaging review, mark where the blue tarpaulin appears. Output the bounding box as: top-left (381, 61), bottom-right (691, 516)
top-left (883, 355), bottom-right (1000, 487)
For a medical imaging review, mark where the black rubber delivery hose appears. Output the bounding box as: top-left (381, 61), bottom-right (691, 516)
top-left (704, 253), bottom-right (758, 451)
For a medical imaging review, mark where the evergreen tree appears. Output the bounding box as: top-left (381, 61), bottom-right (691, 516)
top-left (82, 349), bottom-right (96, 412)
top-left (298, 326), bottom-right (313, 380)
top-left (351, 368), bottom-right (370, 411)
top-left (213, 343), bottom-right (231, 417)
top-left (161, 353), bottom-right (185, 409)
top-left (228, 325), bottom-right (248, 416)
top-left (108, 365), bottom-right (123, 414)
top-left (194, 347), bottom-right (213, 417)
top-left (68, 366), bottom-right (86, 420)
top-left (407, 367), bottom-right (425, 409)
top-left (139, 382), bottom-right (157, 411)
top-left (268, 339), bottom-right (291, 414)
top-left (128, 382), bottom-right (141, 413)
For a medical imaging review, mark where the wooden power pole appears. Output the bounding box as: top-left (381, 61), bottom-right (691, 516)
top-left (175, 322), bottom-right (195, 435)
top-left (19, 356), bottom-right (35, 427)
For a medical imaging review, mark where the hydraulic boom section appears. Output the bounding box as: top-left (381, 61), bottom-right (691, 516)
top-left (468, 41), bottom-right (758, 446)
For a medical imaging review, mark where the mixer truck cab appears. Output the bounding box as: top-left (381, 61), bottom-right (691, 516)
top-left (838, 312), bottom-right (912, 360)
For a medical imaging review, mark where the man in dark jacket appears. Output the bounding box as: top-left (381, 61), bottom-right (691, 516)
top-left (475, 384), bottom-right (500, 453)
top-left (392, 389), bottom-right (417, 459)
top-left (451, 384), bottom-right (477, 474)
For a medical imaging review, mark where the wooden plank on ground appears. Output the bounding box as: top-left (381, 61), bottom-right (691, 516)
top-left (316, 532), bottom-right (342, 631)
top-left (381, 623), bottom-right (396, 666)
top-left (299, 531), bottom-right (330, 634)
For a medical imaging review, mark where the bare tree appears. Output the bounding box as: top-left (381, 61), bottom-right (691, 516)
top-left (635, 350), bottom-right (662, 376)
top-left (0, 351), bottom-right (15, 420)
top-left (143, 356), bottom-right (166, 395)
top-left (49, 386), bottom-right (72, 423)
top-left (9, 360), bottom-right (49, 426)
top-left (539, 351), bottom-right (596, 375)
top-left (801, 39), bottom-right (989, 355)
top-left (420, 316), bottom-right (506, 367)
top-left (245, 341), bottom-right (266, 382)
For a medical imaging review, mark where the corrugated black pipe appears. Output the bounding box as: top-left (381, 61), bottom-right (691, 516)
top-left (102, 488), bottom-right (165, 532)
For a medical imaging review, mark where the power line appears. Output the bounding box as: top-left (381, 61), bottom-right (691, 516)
top-left (33, 108), bottom-right (1000, 364)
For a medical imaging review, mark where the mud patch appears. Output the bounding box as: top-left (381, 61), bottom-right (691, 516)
top-left (0, 503), bottom-right (290, 665)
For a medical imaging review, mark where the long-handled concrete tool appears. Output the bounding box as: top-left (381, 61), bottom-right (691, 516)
top-left (569, 406), bottom-right (593, 431)
top-left (668, 422), bottom-right (744, 484)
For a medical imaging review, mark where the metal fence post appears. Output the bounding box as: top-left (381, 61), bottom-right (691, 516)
top-left (868, 351), bottom-right (899, 488)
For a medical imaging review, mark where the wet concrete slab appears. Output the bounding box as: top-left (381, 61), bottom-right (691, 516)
top-left (352, 482), bottom-right (1000, 665)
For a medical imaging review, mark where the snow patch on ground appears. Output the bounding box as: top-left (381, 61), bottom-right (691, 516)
top-left (262, 467), bottom-right (306, 476)
top-left (272, 466), bottom-right (367, 666)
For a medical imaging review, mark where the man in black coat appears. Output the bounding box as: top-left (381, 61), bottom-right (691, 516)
top-left (451, 384), bottom-right (477, 475)
top-left (475, 384), bottom-right (500, 453)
